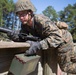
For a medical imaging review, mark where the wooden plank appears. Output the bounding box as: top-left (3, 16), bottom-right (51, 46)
top-left (42, 48), bottom-right (57, 75)
top-left (0, 41), bottom-right (30, 73)
top-left (0, 48), bottom-right (26, 73)
top-left (0, 41), bottom-right (30, 49)
top-left (0, 48), bottom-right (28, 73)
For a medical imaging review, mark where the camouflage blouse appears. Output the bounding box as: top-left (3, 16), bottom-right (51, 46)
top-left (20, 14), bottom-right (73, 50)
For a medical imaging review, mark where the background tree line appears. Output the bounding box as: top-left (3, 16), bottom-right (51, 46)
top-left (0, 0), bottom-right (76, 42)
top-left (42, 3), bottom-right (76, 42)
top-left (0, 0), bottom-right (20, 30)
top-left (0, 0), bottom-right (14, 27)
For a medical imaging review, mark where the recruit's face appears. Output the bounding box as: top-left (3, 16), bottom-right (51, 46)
top-left (18, 10), bottom-right (32, 25)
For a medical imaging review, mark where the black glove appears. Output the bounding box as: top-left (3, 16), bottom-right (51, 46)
top-left (25, 41), bottom-right (42, 56)
top-left (7, 31), bottom-right (19, 42)
top-left (18, 33), bottom-right (28, 42)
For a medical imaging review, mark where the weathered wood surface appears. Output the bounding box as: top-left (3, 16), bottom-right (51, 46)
top-left (0, 41), bottom-right (30, 49)
top-left (0, 42), bottom-right (76, 75)
top-left (42, 48), bottom-right (57, 75)
top-left (0, 41), bottom-right (30, 73)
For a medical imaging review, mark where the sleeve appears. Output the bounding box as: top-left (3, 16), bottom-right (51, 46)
top-left (40, 21), bottom-right (64, 50)
top-left (12, 24), bottom-right (29, 42)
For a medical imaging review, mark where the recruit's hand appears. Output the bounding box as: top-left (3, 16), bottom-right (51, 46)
top-left (25, 41), bottom-right (42, 56)
top-left (7, 31), bottom-right (19, 42)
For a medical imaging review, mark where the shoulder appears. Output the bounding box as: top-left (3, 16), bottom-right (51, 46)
top-left (34, 14), bottom-right (59, 28)
top-left (34, 14), bottom-right (51, 24)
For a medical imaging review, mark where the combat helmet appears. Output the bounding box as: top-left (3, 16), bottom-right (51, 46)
top-left (15, 0), bottom-right (36, 14)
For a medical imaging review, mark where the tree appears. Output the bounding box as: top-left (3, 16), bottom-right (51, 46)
top-left (0, 0), bottom-right (15, 27)
top-left (58, 3), bottom-right (76, 41)
top-left (42, 6), bottom-right (58, 21)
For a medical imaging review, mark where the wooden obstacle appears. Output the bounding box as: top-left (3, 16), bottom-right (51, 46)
top-left (0, 41), bottom-right (30, 73)
top-left (0, 41), bottom-right (76, 75)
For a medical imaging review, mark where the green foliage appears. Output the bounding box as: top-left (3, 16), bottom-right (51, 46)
top-left (0, 0), bottom-right (15, 26)
top-left (42, 6), bottom-right (58, 21)
top-left (58, 3), bottom-right (76, 40)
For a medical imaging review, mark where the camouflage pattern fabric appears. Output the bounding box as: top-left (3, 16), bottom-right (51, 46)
top-left (15, 0), bottom-right (36, 13)
top-left (55, 21), bottom-right (68, 29)
top-left (20, 14), bottom-right (76, 74)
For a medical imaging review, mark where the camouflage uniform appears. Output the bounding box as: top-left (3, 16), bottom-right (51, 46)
top-left (19, 14), bottom-right (76, 74)
top-left (14, 0), bottom-right (76, 74)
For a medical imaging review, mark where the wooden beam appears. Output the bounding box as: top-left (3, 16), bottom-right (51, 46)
top-left (0, 41), bottom-right (30, 73)
top-left (0, 41), bottom-right (30, 49)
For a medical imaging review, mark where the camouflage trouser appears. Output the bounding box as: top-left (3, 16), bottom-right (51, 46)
top-left (57, 43), bottom-right (76, 74)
